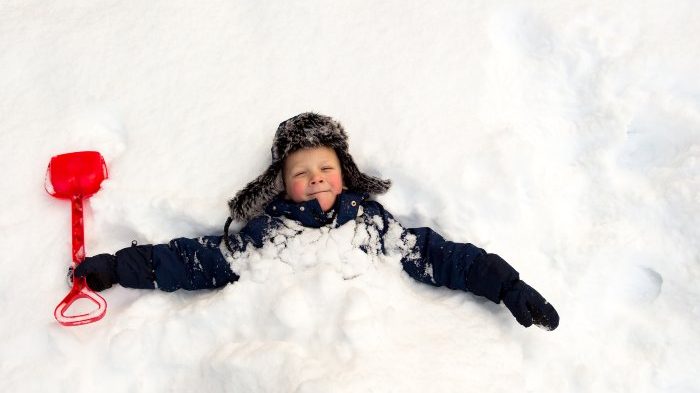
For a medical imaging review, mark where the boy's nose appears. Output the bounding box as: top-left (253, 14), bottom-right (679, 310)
top-left (310, 173), bottom-right (324, 184)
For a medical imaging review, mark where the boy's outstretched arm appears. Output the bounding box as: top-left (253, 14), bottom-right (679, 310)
top-left (372, 202), bottom-right (559, 330)
top-left (73, 236), bottom-right (239, 292)
top-left (72, 215), bottom-right (275, 292)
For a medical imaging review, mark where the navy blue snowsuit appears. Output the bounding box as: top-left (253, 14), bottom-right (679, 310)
top-left (113, 190), bottom-right (519, 305)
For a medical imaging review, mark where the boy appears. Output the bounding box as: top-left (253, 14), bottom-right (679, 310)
top-left (75, 112), bottom-right (559, 330)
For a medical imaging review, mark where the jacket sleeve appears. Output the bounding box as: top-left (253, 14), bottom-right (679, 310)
top-left (114, 216), bottom-right (273, 292)
top-left (372, 202), bottom-right (519, 303)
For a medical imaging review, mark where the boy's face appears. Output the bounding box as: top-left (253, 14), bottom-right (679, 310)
top-left (283, 146), bottom-right (344, 212)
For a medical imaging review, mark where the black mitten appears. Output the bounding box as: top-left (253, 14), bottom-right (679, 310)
top-left (73, 254), bottom-right (118, 292)
top-left (502, 280), bottom-right (559, 330)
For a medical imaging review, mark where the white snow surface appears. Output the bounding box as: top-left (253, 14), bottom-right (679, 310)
top-left (1, 1), bottom-right (699, 392)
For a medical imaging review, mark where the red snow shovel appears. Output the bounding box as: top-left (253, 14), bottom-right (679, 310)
top-left (46, 151), bottom-right (108, 326)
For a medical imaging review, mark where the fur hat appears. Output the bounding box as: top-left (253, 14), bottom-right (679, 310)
top-left (228, 112), bottom-right (391, 221)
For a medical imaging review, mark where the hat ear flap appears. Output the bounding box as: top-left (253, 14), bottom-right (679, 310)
top-left (336, 149), bottom-right (391, 195)
top-left (229, 162), bottom-right (284, 221)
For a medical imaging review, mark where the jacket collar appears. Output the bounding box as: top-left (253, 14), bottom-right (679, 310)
top-left (265, 190), bottom-right (368, 228)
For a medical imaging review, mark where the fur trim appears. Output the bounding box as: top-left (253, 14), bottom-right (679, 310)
top-left (229, 112), bottom-right (391, 221)
top-left (228, 161), bottom-right (283, 222)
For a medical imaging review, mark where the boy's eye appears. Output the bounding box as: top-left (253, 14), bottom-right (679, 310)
top-left (322, 167), bottom-right (333, 171)
top-left (294, 171), bottom-right (306, 177)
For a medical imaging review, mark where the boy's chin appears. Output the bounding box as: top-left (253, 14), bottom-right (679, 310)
top-left (315, 195), bottom-right (337, 212)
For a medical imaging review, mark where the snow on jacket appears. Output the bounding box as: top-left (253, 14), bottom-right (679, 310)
top-left (112, 190), bottom-right (519, 304)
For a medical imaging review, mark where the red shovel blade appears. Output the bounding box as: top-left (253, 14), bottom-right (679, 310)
top-left (47, 151), bottom-right (109, 326)
top-left (45, 151), bottom-right (107, 199)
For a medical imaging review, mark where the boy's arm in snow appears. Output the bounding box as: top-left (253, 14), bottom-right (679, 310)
top-left (74, 215), bottom-right (274, 292)
top-left (366, 201), bottom-right (488, 292)
top-left (370, 201), bottom-right (559, 330)
top-left (74, 236), bottom-right (239, 292)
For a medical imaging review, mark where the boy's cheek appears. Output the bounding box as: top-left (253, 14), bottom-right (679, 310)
top-left (288, 181), bottom-right (307, 202)
top-left (330, 173), bottom-right (344, 194)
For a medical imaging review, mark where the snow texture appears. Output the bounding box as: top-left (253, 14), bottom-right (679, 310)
top-left (1, 0), bottom-right (699, 392)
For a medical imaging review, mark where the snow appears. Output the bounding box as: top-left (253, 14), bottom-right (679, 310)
top-left (1, 0), bottom-right (699, 391)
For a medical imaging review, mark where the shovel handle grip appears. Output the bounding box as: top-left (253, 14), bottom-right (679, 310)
top-left (71, 196), bottom-right (85, 262)
top-left (54, 276), bottom-right (107, 326)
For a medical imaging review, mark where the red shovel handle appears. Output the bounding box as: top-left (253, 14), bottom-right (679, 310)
top-left (52, 196), bottom-right (108, 326)
top-left (54, 276), bottom-right (107, 326)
